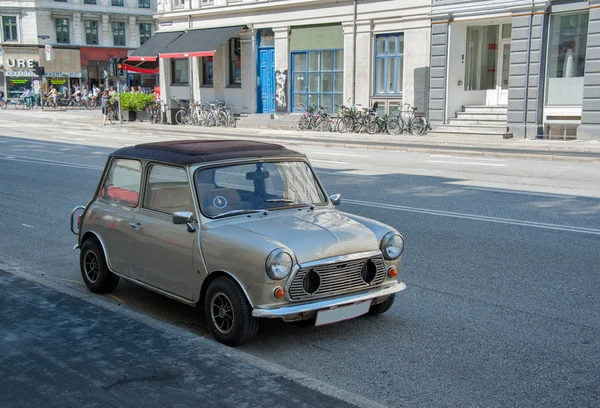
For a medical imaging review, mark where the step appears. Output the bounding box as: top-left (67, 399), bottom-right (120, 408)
top-left (462, 105), bottom-right (508, 114)
top-left (436, 125), bottom-right (509, 133)
top-left (448, 118), bottom-right (508, 126)
top-left (455, 112), bottom-right (508, 121)
top-left (428, 129), bottom-right (513, 139)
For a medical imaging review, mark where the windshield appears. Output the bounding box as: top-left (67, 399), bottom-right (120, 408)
top-left (195, 161), bottom-right (328, 218)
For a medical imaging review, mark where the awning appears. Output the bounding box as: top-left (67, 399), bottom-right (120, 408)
top-left (159, 26), bottom-right (245, 59)
top-left (128, 31), bottom-right (184, 62)
top-left (123, 62), bottom-right (159, 75)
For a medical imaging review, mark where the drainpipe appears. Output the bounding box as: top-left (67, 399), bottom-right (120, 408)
top-left (352, 0), bottom-right (357, 104)
top-left (522, 3), bottom-right (533, 138)
top-left (188, 15), bottom-right (193, 101)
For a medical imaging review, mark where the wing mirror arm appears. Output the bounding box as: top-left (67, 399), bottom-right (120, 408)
top-left (329, 194), bottom-right (341, 206)
top-left (173, 211), bottom-right (197, 233)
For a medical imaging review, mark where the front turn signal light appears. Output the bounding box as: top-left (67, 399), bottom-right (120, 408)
top-left (274, 287), bottom-right (285, 299)
top-left (388, 267), bottom-right (397, 278)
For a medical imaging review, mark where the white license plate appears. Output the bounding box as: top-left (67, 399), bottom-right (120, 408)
top-left (315, 301), bottom-right (371, 326)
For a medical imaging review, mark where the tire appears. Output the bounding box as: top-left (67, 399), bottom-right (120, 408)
top-left (387, 119), bottom-right (402, 135)
top-left (297, 114), bottom-right (311, 131)
top-left (410, 117), bottom-right (427, 136)
top-left (366, 120), bottom-right (380, 135)
top-left (367, 294), bottom-right (396, 316)
top-left (204, 277), bottom-right (258, 347)
top-left (108, 111), bottom-right (116, 125)
top-left (80, 238), bottom-right (119, 294)
top-left (174, 109), bottom-right (186, 125)
top-left (217, 111), bottom-right (228, 127)
top-left (337, 116), bottom-right (353, 133)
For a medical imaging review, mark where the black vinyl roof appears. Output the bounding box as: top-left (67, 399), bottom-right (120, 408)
top-left (128, 31), bottom-right (184, 59)
top-left (109, 140), bottom-right (305, 165)
top-left (162, 26), bottom-right (245, 56)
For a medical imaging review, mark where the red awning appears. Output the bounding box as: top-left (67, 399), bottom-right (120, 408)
top-left (123, 63), bottom-right (159, 75)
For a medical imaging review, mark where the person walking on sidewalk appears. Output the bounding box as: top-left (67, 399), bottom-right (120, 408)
top-left (101, 90), bottom-right (110, 126)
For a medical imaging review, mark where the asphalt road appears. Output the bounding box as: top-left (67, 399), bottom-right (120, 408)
top-left (0, 112), bottom-right (599, 407)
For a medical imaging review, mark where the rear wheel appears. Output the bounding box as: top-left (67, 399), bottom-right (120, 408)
top-left (297, 114), bottom-right (311, 131)
top-left (80, 238), bottom-right (119, 294)
top-left (108, 110), bottom-right (116, 125)
top-left (367, 294), bottom-right (396, 316)
top-left (204, 277), bottom-right (258, 346)
top-left (337, 116), bottom-right (353, 133)
top-left (409, 117), bottom-right (427, 136)
top-left (387, 119), bottom-right (402, 135)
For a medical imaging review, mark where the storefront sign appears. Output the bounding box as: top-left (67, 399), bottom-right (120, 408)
top-left (6, 58), bottom-right (37, 68)
top-left (5, 70), bottom-right (36, 77)
top-left (45, 72), bottom-right (83, 78)
top-left (45, 45), bottom-right (53, 61)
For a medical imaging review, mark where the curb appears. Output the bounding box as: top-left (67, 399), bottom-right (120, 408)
top-left (0, 262), bottom-right (387, 408)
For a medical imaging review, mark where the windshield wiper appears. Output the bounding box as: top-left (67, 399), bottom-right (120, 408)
top-left (212, 209), bottom-right (268, 219)
top-left (264, 199), bottom-right (315, 210)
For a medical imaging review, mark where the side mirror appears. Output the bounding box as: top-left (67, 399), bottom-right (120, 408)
top-left (173, 211), bottom-right (196, 232)
top-left (329, 194), bottom-right (341, 206)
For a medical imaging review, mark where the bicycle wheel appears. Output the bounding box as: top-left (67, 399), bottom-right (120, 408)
top-left (174, 109), bottom-right (186, 125)
top-left (387, 119), bottom-right (402, 135)
top-left (409, 117), bottom-right (427, 136)
top-left (337, 116), bottom-right (353, 133)
top-left (366, 120), bottom-right (380, 135)
top-left (108, 110), bottom-right (116, 125)
top-left (217, 111), bottom-right (228, 127)
top-left (297, 114), bottom-right (311, 131)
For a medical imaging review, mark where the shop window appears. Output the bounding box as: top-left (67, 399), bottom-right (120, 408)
top-left (229, 38), bottom-right (241, 87)
top-left (112, 22), bottom-right (126, 46)
top-left (85, 20), bottom-right (98, 45)
top-left (465, 26), bottom-right (498, 91)
top-left (139, 0), bottom-right (151, 8)
top-left (546, 12), bottom-right (589, 105)
top-left (2, 16), bottom-right (18, 42)
top-left (202, 57), bottom-right (213, 86)
top-left (171, 59), bottom-right (189, 86)
top-left (55, 18), bottom-right (70, 44)
top-left (112, 0), bottom-right (124, 6)
top-left (374, 34), bottom-right (404, 96)
top-left (291, 49), bottom-right (343, 114)
top-left (139, 23), bottom-right (152, 45)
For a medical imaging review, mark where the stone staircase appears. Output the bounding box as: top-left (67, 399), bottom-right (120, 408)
top-left (428, 105), bottom-right (513, 139)
top-left (236, 113), bottom-right (298, 130)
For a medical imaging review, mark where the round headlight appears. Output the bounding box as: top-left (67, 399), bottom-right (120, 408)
top-left (381, 232), bottom-right (404, 260)
top-left (266, 249), bottom-right (294, 280)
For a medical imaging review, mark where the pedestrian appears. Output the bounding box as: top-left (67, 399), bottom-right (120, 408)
top-left (0, 89), bottom-right (5, 109)
top-left (48, 86), bottom-right (58, 108)
top-left (101, 89), bottom-right (110, 126)
top-left (108, 87), bottom-right (116, 98)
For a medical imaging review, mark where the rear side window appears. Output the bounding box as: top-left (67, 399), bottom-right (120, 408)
top-left (143, 164), bottom-right (193, 214)
top-left (100, 159), bottom-right (142, 207)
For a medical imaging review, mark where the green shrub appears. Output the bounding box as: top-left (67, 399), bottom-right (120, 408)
top-left (120, 92), bottom-right (154, 111)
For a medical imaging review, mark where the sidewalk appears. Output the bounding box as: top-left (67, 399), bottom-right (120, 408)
top-left (0, 270), bottom-right (360, 408)
top-left (6, 108), bottom-right (600, 160)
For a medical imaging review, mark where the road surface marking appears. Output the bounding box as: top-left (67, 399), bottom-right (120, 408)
top-left (56, 278), bottom-right (84, 285)
top-left (21, 224), bottom-right (34, 228)
top-left (427, 160), bottom-right (507, 167)
top-left (430, 154), bottom-right (505, 162)
top-left (463, 186), bottom-right (576, 199)
top-left (310, 159), bottom-right (351, 164)
top-left (109, 294), bottom-right (126, 304)
top-left (0, 154), bottom-right (103, 170)
top-left (343, 198), bottom-right (600, 235)
top-left (313, 152), bottom-right (369, 158)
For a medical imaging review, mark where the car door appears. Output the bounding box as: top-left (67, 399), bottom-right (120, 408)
top-left (92, 158), bottom-right (143, 276)
top-left (129, 164), bottom-right (197, 300)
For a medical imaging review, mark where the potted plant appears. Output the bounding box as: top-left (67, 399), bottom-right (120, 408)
top-left (119, 92), bottom-right (154, 121)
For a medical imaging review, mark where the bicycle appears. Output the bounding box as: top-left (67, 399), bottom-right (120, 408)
top-left (297, 104), bottom-right (316, 131)
top-left (388, 104), bottom-right (427, 136)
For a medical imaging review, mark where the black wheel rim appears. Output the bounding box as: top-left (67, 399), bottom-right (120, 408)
top-left (210, 292), bottom-right (234, 334)
top-left (83, 249), bottom-right (100, 284)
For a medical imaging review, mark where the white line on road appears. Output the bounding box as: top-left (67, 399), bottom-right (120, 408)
top-left (0, 154), bottom-right (103, 170)
top-left (343, 198), bottom-right (600, 235)
top-left (430, 155), bottom-right (505, 162)
top-left (310, 159), bottom-right (351, 164)
top-left (463, 186), bottom-right (576, 199)
top-left (313, 152), bottom-right (369, 158)
top-left (21, 224), bottom-right (34, 228)
top-left (427, 160), bottom-right (507, 167)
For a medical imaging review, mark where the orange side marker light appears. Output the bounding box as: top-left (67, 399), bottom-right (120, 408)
top-left (388, 267), bottom-right (397, 278)
top-left (274, 287), bottom-right (285, 299)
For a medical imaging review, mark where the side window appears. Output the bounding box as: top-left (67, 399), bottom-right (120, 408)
top-left (101, 159), bottom-right (142, 206)
top-left (143, 164), bottom-right (193, 214)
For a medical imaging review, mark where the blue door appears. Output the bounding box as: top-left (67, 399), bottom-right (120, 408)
top-left (258, 47), bottom-right (275, 113)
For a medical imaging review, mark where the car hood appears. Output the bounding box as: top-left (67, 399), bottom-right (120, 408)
top-left (233, 210), bottom-right (380, 264)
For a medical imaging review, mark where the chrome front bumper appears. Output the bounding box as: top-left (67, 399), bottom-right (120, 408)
top-left (252, 281), bottom-right (406, 319)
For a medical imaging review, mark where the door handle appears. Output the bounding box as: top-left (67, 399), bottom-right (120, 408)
top-left (129, 221), bottom-right (144, 230)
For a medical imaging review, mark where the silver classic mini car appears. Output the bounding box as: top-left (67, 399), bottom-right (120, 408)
top-left (70, 140), bottom-right (406, 346)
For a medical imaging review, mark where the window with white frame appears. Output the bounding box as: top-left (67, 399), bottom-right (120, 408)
top-left (172, 59), bottom-right (189, 85)
top-left (374, 33), bottom-right (404, 96)
top-left (112, 0), bottom-right (124, 6)
top-left (139, 0), bottom-right (151, 8)
top-left (113, 22), bottom-right (126, 46)
top-left (2, 16), bottom-right (18, 42)
top-left (173, 0), bottom-right (185, 8)
top-left (139, 23), bottom-right (151, 45)
top-left (229, 38), bottom-right (241, 87)
top-left (55, 18), bottom-right (70, 44)
top-left (84, 0), bottom-right (97, 4)
top-left (85, 20), bottom-right (99, 45)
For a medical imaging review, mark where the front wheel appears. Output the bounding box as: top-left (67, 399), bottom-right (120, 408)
top-left (80, 238), bottom-right (119, 294)
top-left (387, 119), bottom-right (402, 135)
top-left (204, 277), bottom-right (258, 346)
top-left (409, 117), bottom-right (427, 136)
top-left (297, 114), bottom-right (311, 131)
top-left (367, 294), bottom-right (396, 316)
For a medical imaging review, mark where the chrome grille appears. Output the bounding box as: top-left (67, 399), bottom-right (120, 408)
top-left (288, 256), bottom-right (387, 301)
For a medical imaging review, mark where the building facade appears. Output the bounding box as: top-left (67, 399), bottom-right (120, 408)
top-left (429, 0), bottom-right (600, 140)
top-left (0, 0), bottom-right (156, 98)
top-left (148, 0), bottom-right (431, 118)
